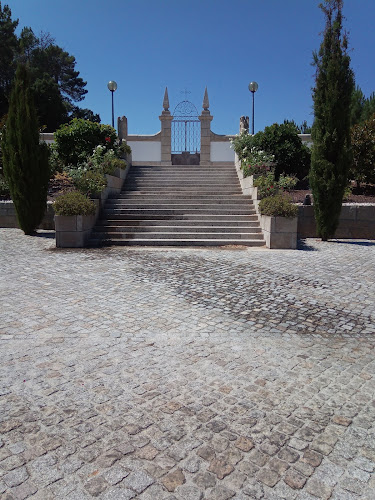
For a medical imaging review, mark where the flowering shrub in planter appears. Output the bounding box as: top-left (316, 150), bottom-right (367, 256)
top-left (259, 193), bottom-right (298, 218)
top-left (53, 191), bottom-right (96, 216)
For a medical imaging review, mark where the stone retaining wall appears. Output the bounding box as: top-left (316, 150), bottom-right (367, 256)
top-left (0, 201), bottom-right (55, 229)
top-left (298, 205), bottom-right (375, 239)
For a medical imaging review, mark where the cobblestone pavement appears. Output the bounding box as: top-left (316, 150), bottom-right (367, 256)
top-left (1, 229), bottom-right (375, 500)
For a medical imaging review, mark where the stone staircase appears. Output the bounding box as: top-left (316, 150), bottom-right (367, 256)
top-left (90, 164), bottom-right (265, 247)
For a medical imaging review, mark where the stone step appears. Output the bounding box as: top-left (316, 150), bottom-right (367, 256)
top-left (96, 219), bottom-right (260, 227)
top-left (92, 231), bottom-right (264, 240)
top-left (101, 214), bottom-right (259, 221)
top-left (122, 188), bottom-right (243, 194)
top-left (115, 194), bottom-right (253, 200)
top-left (103, 208), bottom-right (256, 216)
top-left (123, 179), bottom-right (240, 190)
top-left (89, 238), bottom-right (266, 247)
top-left (126, 174), bottom-right (239, 180)
top-left (104, 203), bottom-right (255, 210)
top-left (130, 165), bottom-right (235, 171)
top-left (94, 225), bottom-right (262, 233)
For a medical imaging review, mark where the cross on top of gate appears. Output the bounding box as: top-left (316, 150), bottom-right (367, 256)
top-left (181, 89), bottom-right (191, 100)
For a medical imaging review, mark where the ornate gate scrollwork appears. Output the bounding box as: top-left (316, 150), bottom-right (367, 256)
top-left (171, 100), bottom-right (200, 154)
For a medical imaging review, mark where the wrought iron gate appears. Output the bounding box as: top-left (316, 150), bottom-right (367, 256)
top-left (171, 100), bottom-right (200, 154)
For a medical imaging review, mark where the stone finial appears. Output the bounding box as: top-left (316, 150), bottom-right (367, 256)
top-left (203, 87), bottom-right (209, 111)
top-left (240, 116), bottom-right (249, 134)
top-left (163, 87), bottom-right (170, 111)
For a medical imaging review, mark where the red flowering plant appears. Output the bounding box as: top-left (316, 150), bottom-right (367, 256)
top-left (240, 148), bottom-right (275, 178)
top-left (253, 172), bottom-right (279, 199)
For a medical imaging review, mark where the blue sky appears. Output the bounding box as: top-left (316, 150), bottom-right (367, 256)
top-left (8, 0), bottom-right (375, 135)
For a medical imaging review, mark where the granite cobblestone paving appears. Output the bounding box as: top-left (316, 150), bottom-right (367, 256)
top-left (0, 228), bottom-right (374, 499)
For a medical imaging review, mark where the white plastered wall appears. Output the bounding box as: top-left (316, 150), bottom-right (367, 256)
top-left (210, 141), bottom-right (235, 163)
top-left (127, 141), bottom-right (161, 162)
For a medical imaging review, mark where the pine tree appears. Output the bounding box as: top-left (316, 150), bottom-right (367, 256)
top-left (1, 63), bottom-right (50, 235)
top-left (310, 0), bottom-right (354, 241)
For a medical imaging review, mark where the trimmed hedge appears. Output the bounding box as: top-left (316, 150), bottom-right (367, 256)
top-left (53, 191), bottom-right (96, 216)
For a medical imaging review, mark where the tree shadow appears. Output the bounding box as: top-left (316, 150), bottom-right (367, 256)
top-left (297, 239), bottom-right (319, 251)
top-left (330, 239), bottom-right (375, 247)
top-left (35, 230), bottom-right (55, 239)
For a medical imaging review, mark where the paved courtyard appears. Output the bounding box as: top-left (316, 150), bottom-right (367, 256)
top-left (0, 228), bottom-right (375, 500)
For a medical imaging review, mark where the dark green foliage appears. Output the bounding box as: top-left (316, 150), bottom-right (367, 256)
top-left (0, 170), bottom-right (10, 197)
top-left (69, 106), bottom-right (100, 123)
top-left (310, 0), bottom-right (354, 241)
top-left (54, 119), bottom-right (117, 167)
top-left (350, 113), bottom-right (375, 185)
top-left (1, 63), bottom-right (50, 234)
top-left (283, 119), bottom-right (312, 134)
top-left (67, 169), bottom-right (107, 197)
top-left (53, 190), bottom-right (96, 216)
top-left (259, 194), bottom-right (298, 218)
top-left (0, 2), bottom-right (18, 119)
top-left (351, 86), bottom-right (375, 125)
top-left (257, 122), bottom-right (311, 180)
top-left (0, 7), bottom-right (98, 130)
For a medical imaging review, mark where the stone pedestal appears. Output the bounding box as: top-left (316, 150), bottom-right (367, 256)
top-left (118, 116), bottom-right (128, 141)
top-left (159, 113), bottom-right (173, 166)
top-left (199, 111), bottom-right (213, 166)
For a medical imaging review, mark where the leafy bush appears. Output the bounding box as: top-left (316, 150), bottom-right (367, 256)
top-left (87, 146), bottom-right (126, 175)
top-left (230, 132), bottom-right (261, 160)
top-left (253, 172), bottom-right (279, 198)
top-left (0, 171), bottom-right (10, 197)
top-left (242, 162), bottom-right (273, 178)
top-left (67, 168), bottom-right (107, 197)
top-left (54, 118), bottom-right (117, 167)
top-left (350, 113), bottom-right (375, 185)
top-left (53, 190), bottom-right (96, 216)
top-left (259, 194), bottom-right (298, 217)
top-left (277, 173), bottom-right (298, 191)
top-left (256, 122), bottom-right (311, 180)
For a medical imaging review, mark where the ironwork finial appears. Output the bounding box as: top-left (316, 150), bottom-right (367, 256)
top-left (181, 88), bottom-right (191, 101)
top-left (163, 87), bottom-right (170, 111)
top-left (203, 87), bottom-right (209, 110)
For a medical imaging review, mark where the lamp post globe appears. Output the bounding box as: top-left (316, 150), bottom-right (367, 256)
top-left (107, 81), bottom-right (118, 128)
top-left (248, 81), bottom-right (258, 135)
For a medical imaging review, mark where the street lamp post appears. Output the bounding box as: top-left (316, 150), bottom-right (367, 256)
top-left (107, 81), bottom-right (118, 128)
top-left (248, 81), bottom-right (258, 135)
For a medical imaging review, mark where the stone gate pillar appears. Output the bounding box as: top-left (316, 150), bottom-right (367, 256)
top-left (118, 116), bottom-right (128, 141)
top-left (199, 87), bottom-right (213, 166)
top-left (159, 87), bottom-right (172, 166)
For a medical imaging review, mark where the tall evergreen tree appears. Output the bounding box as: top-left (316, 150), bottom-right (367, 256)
top-left (310, 0), bottom-right (354, 241)
top-left (1, 63), bottom-right (50, 235)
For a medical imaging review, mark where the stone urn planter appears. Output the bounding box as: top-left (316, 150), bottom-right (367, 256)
top-left (260, 215), bottom-right (298, 249)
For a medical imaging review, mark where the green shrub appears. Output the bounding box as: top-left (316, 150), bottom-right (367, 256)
top-left (0, 171), bottom-right (10, 197)
top-left (54, 118), bottom-right (117, 167)
top-left (67, 169), bottom-right (107, 196)
top-left (253, 172), bottom-right (279, 198)
top-left (230, 132), bottom-right (261, 160)
top-left (259, 194), bottom-right (298, 217)
top-left (53, 190), bottom-right (96, 216)
top-left (256, 122), bottom-right (311, 180)
top-left (350, 113), bottom-right (375, 186)
top-left (87, 146), bottom-right (126, 175)
top-left (277, 173), bottom-right (298, 191)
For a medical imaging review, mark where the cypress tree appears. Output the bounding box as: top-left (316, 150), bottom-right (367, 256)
top-left (1, 63), bottom-right (49, 235)
top-left (310, 0), bottom-right (354, 241)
